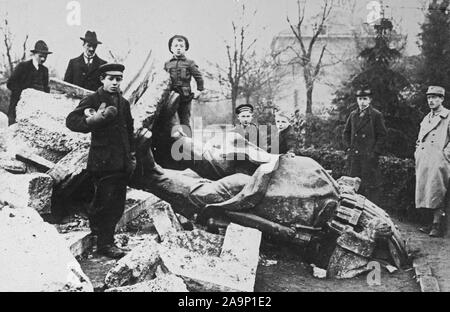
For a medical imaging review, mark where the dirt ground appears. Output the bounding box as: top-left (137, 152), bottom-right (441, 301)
top-left (79, 217), bottom-right (422, 292)
top-left (254, 240), bottom-right (418, 292)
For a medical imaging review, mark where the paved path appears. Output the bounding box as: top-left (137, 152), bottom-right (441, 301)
top-left (395, 216), bottom-right (450, 292)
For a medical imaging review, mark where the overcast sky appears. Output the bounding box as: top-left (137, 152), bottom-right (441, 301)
top-left (0, 0), bottom-right (427, 78)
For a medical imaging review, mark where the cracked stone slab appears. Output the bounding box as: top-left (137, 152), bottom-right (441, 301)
top-left (159, 223), bottom-right (261, 292)
top-left (0, 207), bottom-right (93, 292)
top-left (0, 169), bottom-right (53, 214)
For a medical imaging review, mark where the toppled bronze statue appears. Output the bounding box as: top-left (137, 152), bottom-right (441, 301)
top-left (130, 91), bottom-right (408, 279)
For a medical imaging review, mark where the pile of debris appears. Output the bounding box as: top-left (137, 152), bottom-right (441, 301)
top-left (0, 72), bottom-right (265, 292)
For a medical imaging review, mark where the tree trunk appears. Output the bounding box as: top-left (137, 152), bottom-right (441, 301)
top-left (231, 88), bottom-right (238, 125)
top-left (306, 87), bottom-right (313, 115)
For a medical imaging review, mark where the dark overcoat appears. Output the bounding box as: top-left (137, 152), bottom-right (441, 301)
top-left (342, 106), bottom-right (387, 197)
top-left (233, 123), bottom-right (260, 147)
top-left (7, 60), bottom-right (49, 103)
top-left (66, 87), bottom-right (135, 172)
top-left (63, 54), bottom-right (107, 91)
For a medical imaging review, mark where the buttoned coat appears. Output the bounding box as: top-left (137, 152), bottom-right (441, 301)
top-left (233, 123), bottom-right (260, 147)
top-left (342, 106), bottom-right (387, 199)
top-left (415, 108), bottom-right (450, 209)
top-left (7, 59), bottom-right (50, 104)
top-left (63, 54), bottom-right (107, 91)
top-left (164, 55), bottom-right (204, 96)
top-left (66, 87), bottom-right (135, 173)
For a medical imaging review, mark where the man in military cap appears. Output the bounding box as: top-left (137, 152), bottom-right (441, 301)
top-left (415, 85), bottom-right (449, 237)
top-left (64, 31), bottom-right (107, 91)
top-left (342, 86), bottom-right (387, 204)
top-left (66, 63), bottom-right (135, 259)
top-left (233, 103), bottom-right (260, 148)
top-left (6, 40), bottom-right (52, 125)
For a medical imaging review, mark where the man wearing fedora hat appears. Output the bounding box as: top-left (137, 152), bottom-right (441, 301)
top-left (6, 40), bottom-right (52, 125)
top-left (342, 86), bottom-right (387, 204)
top-left (64, 31), bottom-right (107, 91)
top-left (415, 85), bottom-right (449, 237)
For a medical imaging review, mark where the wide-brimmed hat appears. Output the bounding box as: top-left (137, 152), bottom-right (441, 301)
top-left (168, 35), bottom-right (190, 53)
top-left (235, 103), bottom-right (254, 115)
top-left (426, 86), bottom-right (445, 97)
top-left (30, 40), bottom-right (52, 54)
top-left (80, 31), bottom-right (102, 45)
top-left (98, 63), bottom-right (125, 76)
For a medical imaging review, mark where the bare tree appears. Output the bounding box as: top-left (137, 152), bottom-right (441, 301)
top-left (210, 4), bottom-right (258, 124)
top-left (241, 53), bottom-right (283, 111)
top-left (0, 15), bottom-right (28, 80)
top-left (286, 0), bottom-right (333, 115)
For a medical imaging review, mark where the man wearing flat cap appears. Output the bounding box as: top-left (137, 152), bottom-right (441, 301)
top-left (415, 85), bottom-right (449, 237)
top-left (233, 103), bottom-right (260, 147)
top-left (64, 31), bottom-right (107, 91)
top-left (343, 86), bottom-right (387, 204)
top-left (66, 63), bottom-right (135, 259)
top-left (6, 40), bottom-right (52, 125)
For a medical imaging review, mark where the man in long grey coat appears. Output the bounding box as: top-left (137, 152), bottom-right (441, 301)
top-left (415, 85), bottom-right (449, 237)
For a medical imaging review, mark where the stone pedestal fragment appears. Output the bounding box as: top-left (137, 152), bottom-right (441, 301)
top-left (0, 207), bottom-right (93, 292)
top-left (0, 170), bottom-right (53, 214)
top-left (160, 224), bottom-right (261, 292)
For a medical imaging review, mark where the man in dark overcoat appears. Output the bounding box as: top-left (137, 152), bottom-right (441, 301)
top-left (6, 40), bottom-right (52, 125)
top-left (64, 31), bottom-right (107, 91)
top-left (66, 63), bottom-right (135, 259)
top-left (342, 87), bottom-right (387, 204)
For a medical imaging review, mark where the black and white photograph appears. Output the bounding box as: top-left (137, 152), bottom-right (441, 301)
top-left (0, 0), bottom-right (448, 297)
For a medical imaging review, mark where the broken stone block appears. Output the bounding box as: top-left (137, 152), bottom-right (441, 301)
top-left (0, 170), bottom-right (53, 214)
top-left (327, 245), bottom-right (371, 279)
top-left (0, 207), bottom-right (93, 292)
top-left (105, 271), bottom-right (188, 292)
top-left (147, 201), bottom-right (183, 240)
top-left (105, 237), bottom-right (161, 288)
top-left (0, 112), bottom-right (7, 129)
top-left (159, 224), bottom-right (261, 292)
top-left (14, 89), bottom-right (90, 161)
top-left (49, 78), bottom-right (94, 99)
top-left (116, 188), bottom-right (162, 231)
top-left (0, 152), bottom-right (26, 173)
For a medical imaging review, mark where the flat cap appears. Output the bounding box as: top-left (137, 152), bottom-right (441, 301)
top-left (98, 63), bottom-right (125, 76)
top-left (235, 103), bottom-right (254, 115)
top-left (356, 88), bottom-right (372, 97)
top-left (426, 86), bottom-right (445, 97)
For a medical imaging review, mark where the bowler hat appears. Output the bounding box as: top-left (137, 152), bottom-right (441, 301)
top-left (426, 85), bottom-right (445, 97)
top-left (98, 63), bottom-right (125, 76)
top-left (356, 87), bottom-right (372, 97)
top-left (30, 40), bottom-right (52, 54)
top-left (168, 35), bottom-right (190, 53)
top-left (80, 31), bottom-right (102, 45)
top-left (235, 103), bottom-right (254, 115)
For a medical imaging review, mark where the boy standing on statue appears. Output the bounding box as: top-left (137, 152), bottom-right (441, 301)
top-left (164, 35), bottom-right (204, 134)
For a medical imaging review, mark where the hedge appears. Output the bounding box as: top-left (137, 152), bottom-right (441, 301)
top-left (296, 147), bottom-right (419, 221)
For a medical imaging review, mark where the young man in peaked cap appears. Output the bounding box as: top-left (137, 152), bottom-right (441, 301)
top-left (233, 103), bottom-right (260, 148)
top-left (415, 85), bottom-right (450, 237)
top-left (343, 86), bottom-right (387, 204)
top-left (66, 63), bottom-right (135, 259)
top-left (7, 40), bottom-right (52, 125)
top-left (64, 31), bottom-right (107, 91)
